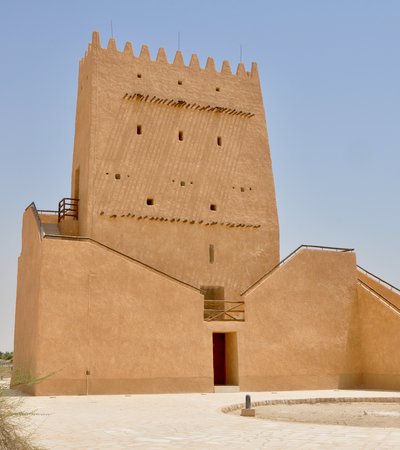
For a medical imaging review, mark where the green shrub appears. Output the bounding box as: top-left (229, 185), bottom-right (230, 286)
top-left (0, 352), bottom-right (13, 361)
top-left (0, 383), bottom-right (42, 449)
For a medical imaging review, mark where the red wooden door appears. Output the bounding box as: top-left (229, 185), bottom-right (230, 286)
top-left (213, 333), bottom-right (226, 385)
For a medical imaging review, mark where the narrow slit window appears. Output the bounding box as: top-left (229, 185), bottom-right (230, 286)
top-left (74, 167), bottom-right (80, 199)
top-left (178, 131), bottom-right (183, 141)
top-left (217, 136), bottom-right (222, 146)
top-left (146, 198), bottom-right (154, 206)
top-left (209, 244), bottom-right (215, 264)
top-left (137, 125), bottom-right (142, 135)
top-left (210, 204), bottom-right (217, 211)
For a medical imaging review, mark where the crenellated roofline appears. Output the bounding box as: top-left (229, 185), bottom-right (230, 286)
top-left (80, 31), bottom-right (259, 80)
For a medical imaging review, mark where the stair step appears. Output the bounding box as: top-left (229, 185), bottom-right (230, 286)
top-left (42, 223), bottom-right (60, 235)
top-left (214, 385), bottom-right (240, 393)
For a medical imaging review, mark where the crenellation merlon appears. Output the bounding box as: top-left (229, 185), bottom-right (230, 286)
top-left (83, 31), bottom-right (258, 79)
top-left (107, 37), bottom-right (117, 52)
top-left (205, 57), bottom-right (216, 73)
top-left (124, 41), bottom-right (133, 56)
top-left (173, 50), bottom-right (185, 67)
top-left (139, 44), bottom-right (151, 61)
top-left (189, 54), bottom-right (201, 70)
top-left (221, 60), bottom-right (232, 75)
top-left (156, 48), bottom-right (168, 64)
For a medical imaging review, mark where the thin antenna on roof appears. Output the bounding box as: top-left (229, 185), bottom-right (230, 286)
top-left (240, 44), bottom-right (243, 63)
top-left (178, 31), bottom-right (181, 51)
top-left (110, 20), bottom-right (114, 38)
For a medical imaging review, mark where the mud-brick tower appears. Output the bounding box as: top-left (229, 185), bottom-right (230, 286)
top-left (17, 32), bottom-right (400, 397)
top-left (72, 32), bottom-right (279, 299)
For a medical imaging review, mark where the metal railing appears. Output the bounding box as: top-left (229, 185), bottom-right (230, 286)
top-left (357, 265), bottom-right (400, 296)
top-left (26, 202), bottom-right (200, 293)
top-left (241, 244), bottom-right (354, 296)
top-left (358, 278), bottom-right (400, 316)
top-left (37, 209), bottom-right (58, 215)
top-left (58, 198), bottom-right (79, 223)
top-left (204, 300), bottom-right (245, 322)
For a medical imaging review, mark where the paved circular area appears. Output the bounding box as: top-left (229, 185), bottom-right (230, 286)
top-left (230, 400), bottom-right (400, 428)
top-left (13, 389), bottom-right (400, 449)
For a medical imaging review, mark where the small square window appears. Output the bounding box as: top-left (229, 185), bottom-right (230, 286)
top-left (240, 187), bottom-right (245, 192)
top-left (137, 73), bottom-right (142, 78)
top-left (216, 87), bottom-right (220, 92)
top-left (210, 204), bottom-right (217, 211)
top-left (137, 125), bottom-right (142, 135)
top-left (146, 198), bottom-right (154, 206)
top-left (115, 174), bottom-right (121, 180)
top-left (178, 80), bottom-right (183, 85)
top-left (178, 131), bottom-right (183, 141)
top-left (180, 181), bottom-right (185, 187)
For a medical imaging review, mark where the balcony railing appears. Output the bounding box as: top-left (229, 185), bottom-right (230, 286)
top-left (58, 198), bottom-right (79, 223)
top-left (204, 300), bottom-right (245, 322)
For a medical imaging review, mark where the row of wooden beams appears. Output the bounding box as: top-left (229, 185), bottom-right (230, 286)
top-left (100, 211), bottom-right (261, 228)
top-left (122, 92), bottom-right (255, 118)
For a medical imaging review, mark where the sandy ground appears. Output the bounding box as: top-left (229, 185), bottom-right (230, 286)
top-left (0, 365), bottom-right (11, 380)
top-left (231, 402), bottom-right (400, 428)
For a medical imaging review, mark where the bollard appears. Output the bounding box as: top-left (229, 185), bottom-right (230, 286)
top-left (241, 394), bottom-right (255, 417)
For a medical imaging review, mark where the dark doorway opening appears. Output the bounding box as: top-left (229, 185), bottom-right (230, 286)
top-left (212, 332), bottom-right (239, 386)
top-left (213, 333), bottom-right (226, 385)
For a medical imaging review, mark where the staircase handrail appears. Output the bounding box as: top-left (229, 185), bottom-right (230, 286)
top-left (25, 202), bottom-right (45, 238)
top-left (25, 202), bottom-right (200, 293)
top-left (357, 265), bottom-right (400, 296)
top-left (241, 244), bottom-right (354, 296)
top-left (358, 278), bottom-right (400, 316)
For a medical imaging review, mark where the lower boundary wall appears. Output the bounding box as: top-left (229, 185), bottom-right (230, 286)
top-left (13, 209), bottom-right (400, 395)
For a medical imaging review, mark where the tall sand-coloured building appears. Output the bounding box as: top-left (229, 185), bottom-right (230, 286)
top-left (13, 32), bottom-right (400, 395)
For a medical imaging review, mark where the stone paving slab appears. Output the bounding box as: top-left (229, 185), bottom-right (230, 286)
top-left (15, 389), bottom-right (400, 449)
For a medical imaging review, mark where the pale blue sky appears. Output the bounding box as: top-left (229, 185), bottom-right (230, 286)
top-left (1, 0), bottom-right (399, 350)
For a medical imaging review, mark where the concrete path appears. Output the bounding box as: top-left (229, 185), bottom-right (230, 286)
top-left (16, 389), bottom-right (400, 449)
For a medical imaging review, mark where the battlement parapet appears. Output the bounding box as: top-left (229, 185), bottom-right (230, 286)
top-left (82, 31), bottom-right (259, 81)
